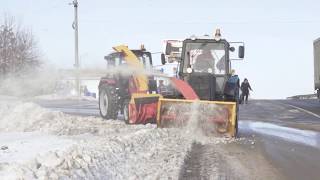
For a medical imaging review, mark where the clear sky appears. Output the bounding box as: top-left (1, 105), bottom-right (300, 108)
top-left (1, 0), bottom-right (320, 99)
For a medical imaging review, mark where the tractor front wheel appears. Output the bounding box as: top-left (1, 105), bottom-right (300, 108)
top-left (235, 115), bottom-right (239, 137)
top-left (234, 103), bottom-right (239, 137)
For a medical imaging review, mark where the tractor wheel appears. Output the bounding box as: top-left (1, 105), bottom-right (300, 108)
top-left (234, 103), bottom-right (239, 137)
top-left (123, 99), bottom-right (130, 124)
top-left (99, 85), bottom-right (118, 119)
top-left (235, 115), bottom-right (239, 137)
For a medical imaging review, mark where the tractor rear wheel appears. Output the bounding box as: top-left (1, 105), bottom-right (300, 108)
top-left (99, 85), bottom-right (118, 119)
top-left (123, 99), bottom-right (130, 124)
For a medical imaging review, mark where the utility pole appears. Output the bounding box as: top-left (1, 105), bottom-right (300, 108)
top-left (71, 0), bottom-right (80, 96)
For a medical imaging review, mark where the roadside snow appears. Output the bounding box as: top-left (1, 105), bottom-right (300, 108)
top-left (0, 132), bottom-right (74, 164)
top-left (0, 98), bottom-right (192, 179)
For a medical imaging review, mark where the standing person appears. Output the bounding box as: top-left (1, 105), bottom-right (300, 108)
top-left (224, 69), bottom-right (240, 101)
top-left (240, 78), bottom-right (253, 104)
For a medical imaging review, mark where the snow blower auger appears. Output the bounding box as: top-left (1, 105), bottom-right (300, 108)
top-left (157, 29), bottom-right (245, 137)
top-left (156, 78), bottom-right (238, 137)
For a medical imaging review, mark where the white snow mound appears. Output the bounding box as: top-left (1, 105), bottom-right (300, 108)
top-left (0, 100), bottom-right (192, 179)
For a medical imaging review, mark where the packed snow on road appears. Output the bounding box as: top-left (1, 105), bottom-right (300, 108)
top-left (0, 97), bottom-right (193, 179)
top-left (0, 95), bottom-right (239, 179)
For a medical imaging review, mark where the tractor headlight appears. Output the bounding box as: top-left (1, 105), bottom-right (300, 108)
top-left (208, 68), bottom-right (213, 73)
top-left (187, 67), bottom-right (192, 73)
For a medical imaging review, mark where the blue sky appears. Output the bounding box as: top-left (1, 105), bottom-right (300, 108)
top-left (1, 0), bottom-right (320, 99)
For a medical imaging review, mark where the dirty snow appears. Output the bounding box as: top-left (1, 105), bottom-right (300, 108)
top-left (0, 96), bottom-right (240, 179)
top-left (0, 98), bottom-right (193, 179)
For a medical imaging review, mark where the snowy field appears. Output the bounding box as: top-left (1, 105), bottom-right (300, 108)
top-left (0, 97), bottom-right (194, 179)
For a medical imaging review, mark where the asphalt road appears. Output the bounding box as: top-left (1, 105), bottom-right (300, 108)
top-left (238, 99), bottom-right (320, 180)
top-left (34, 98), bottom-right (320, 180)
top-left (34, 99), bottom-right (100, 117)
top-left (281, 99), bottom-right (320, 113)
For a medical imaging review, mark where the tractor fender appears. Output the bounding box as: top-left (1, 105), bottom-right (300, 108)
top-left (99, 78), bottom-right (116, 89)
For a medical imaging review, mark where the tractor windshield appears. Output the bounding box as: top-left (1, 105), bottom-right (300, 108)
top-left (136, 53), bottom-right (152, 70)
top-left (106, 52), bottom-right (152, 70)
top-left (184, 42), bottom-right (226, 74)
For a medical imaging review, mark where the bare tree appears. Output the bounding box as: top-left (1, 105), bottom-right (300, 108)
top-left (0, 16), bottom-right (41, 77)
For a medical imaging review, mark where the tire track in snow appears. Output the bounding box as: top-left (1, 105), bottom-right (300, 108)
top-left (178, 142), bottom-right (239, 180)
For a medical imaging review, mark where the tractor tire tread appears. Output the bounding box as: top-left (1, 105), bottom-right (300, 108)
top-left (99, 85), bottom-right (118, 120)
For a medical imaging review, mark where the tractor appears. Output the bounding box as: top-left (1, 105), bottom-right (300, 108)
top-left (98, 45), bottom-right (157, 123)
top-left (99, 29), bottom-right (244, 137)
top-left (158, 29), bottom-right (245, 136)
top-left (161, 30), bottom-right (244, 101)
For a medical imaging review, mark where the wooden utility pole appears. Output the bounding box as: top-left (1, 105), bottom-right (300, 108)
top-left (71, 0), bottom-right (80, 96)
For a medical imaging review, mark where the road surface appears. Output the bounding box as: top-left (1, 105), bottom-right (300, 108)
top-left (34, 99), bottom-right (320, 180)
top-left (34, 99), bottom-right (100, 117)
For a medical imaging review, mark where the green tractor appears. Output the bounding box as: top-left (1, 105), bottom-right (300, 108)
top-left (159, 29), bottom-right (245, 136)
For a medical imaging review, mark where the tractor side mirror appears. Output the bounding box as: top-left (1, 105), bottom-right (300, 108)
top-left (238, 46), bottom-right (245, 58)
top-left (161, 53), bottom-right (166, 65)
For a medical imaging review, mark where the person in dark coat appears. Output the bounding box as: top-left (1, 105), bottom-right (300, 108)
top-left (240, 78), bottom-right (252, 104)
top-left (193, 49), bottom-right (215, 72)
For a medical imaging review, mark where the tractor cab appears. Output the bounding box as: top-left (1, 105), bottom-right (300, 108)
top-left (104, 49), bottom-right (153, 70)
top-left (162, 30), bottom-right (245, 101)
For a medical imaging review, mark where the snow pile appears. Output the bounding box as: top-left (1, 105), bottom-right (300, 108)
top-left (56, 128), bottom-right (189, 179)
top-left (0, 128), bottom-right (190, 179)
top-left (0, 99), bottom-right (192, 179)
top-left (0, 101), bottom-right (61, 132)
top-left (0, 132), bottom-right (75, 179)
top-left (0, 101), bottom-right (102, 134)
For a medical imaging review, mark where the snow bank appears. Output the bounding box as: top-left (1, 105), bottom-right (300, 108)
top-left (0, 100), bottom-right (102, 134)
top-left (0, 128), bottom-right (190, 179)
top-left (58, 127), bottom-right (190, 180)
top-left (0, 99), bottom-right (192, 179)
top-left (0, 132), bottom-right (74, 164)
